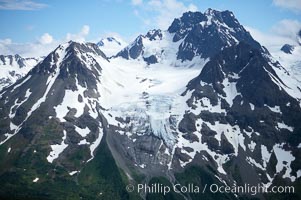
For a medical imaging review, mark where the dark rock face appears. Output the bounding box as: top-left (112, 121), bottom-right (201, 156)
top-left (116, 29), bottom-right (163, 61)
top-left (0, 54), bottom-right (39, 91)
top-left (281, 44), bottom-right (295, 54)
top-left (0, 54), bottom-right (26, 68)
top-left (169, 9), bottom-right (261, 61)
top-left (146, 29), bottom-right (163, 41)
top-left (117, 9), bottom-right (262, 63)
top-left (116, 36), bottom-right (144, 59)
top-left (168, 11), bottom-right (207, 42)
top-left (178, 113), bottom-right (197, 133)
top-left (1, 10), bottom-right (301, 200)
top-left (182, 41), bottom-right (301, 193)
top-left (143, 55), bottom-right (158, 64)
top-left (0, 41), bottom-right (106, 174)
top-left (97, 37), bottom-right (121, 47)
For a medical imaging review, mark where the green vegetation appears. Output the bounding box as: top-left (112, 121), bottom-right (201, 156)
top-left (175, 165), bottom-right (236, 200)
top-left (146, 177), bottom-right (184, 200)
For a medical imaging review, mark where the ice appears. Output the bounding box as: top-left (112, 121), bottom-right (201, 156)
top-left (249, 103), bottom-right (255, 110)
top-left (147, 95), bottom-right (177, 147)
top-left (55, 78), bottom-right (86, 122)
top-left (78, 139), bottom-right (90, 145)
top-left (246, 157), bottom-right (265, 170)
top-left (10, 75), bottom-right (31, 93)
top-left (69, 171), bottom-right (79, 176)
top-left (297, 170), bottom-right (301, 178)
top-left (87, 127), bottom-right (104, 162)
top-left (95, 44), bottom-right (208, 147)
top-left (261, 145), bottom-right (271, 168)
top-left (266, 53), bottom-right (301, 106)
top-left (175, 118), bottom-right (230, 174)
top-left (9, 88), bottom-right (32, 119)
top-left (273, 143), bottom-right (295, 181)
top-left (205, 122), bottom-right (243, 155)
top-left (0, 133), bottom-right (16, 145)
top-left (139, 164), bottom-right (146, 169)
top-left (221, 77), bottom-right (240, 107)
top-left (27, 44), bottom-right (67, 122)
top-left (0, 44), bottom-right (68, 147)
top-left (75, 126), bottom-right (90, 137)
top-left (98, 37), bottom-right (127, 57)
top-left (277, 122), bottom-right (294, 132)
top-left (265, 105), bottom-right (281, 114)
top-left (33, 177), bottom-right (39, 183)
top-left (190, 97), bottom-right (226, 114)
top-left (46, 130), bottom-right (68, 163)
top-left (10, 122), bottom-right (18, 131)
top-left (0, 55), bottom-right (38, 91)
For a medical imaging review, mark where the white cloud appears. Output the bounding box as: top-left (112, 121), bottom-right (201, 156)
top-left (0, 0), bottom-right (48, 10)
top-left (148, 0), bottom-right (198, 28)
top-left (246, 19), bottom-right (301, 53)
top-left (133, 0), bottom-right (198, 29)
top-left (131, 0), bottom-right (143, 5)
top-left (96, 32), bottom-right (128, 43)
top-left (66, 25), bottom-right (90, 42)
top-left (246, 26), bottom-right (293, 52)
top-left (0, 25), bottom-right (91, 57)
top-left (39, 33), bottom-right (53, 44)
top-left (0, 38), bottom-right (12, 45)
top-left (273, 0), bottom-right (301, 13)
top-left (0, 39), bottom-right (59, 57)
top-left (271, 19), bottom-right (301, 40)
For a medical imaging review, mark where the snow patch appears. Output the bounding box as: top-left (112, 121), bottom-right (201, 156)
top-left (46, 130), bottom-right (68, 163)
top-left (87, 127), bottom-right (104, 162)
top-left (273, 144), bottom-right (295, 182)
top-left (33, 177), bottom-right (39, 183)
top-left (75, 126), bottom-right (90, 137)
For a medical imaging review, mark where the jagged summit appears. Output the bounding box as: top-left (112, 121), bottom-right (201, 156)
top-left (0, 9), bottom-right (301, 200)
top-left (117, 9), bottom-right (261, 62)
top-left (97, 37), bottom-right (121, 46)
top-left (97, 37), bottom-right (127, 57)
top-left (0, 54), bottom-right (40, 91)
top-left (31, 41), bottom-right (107, 75)
top-left (169, 9), bottom-right (261, 60)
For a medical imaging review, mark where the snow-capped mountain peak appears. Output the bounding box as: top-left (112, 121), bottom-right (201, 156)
top-left (1, 9), bottom-right (301, 200)
top-left (97, 36), bottom-right (127, 57)
top-left (0, 54), bottom-right (41, 91)
top-left (117, 9), bottom-right (261, 63)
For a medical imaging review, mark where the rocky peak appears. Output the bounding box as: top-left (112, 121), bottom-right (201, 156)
top-left (145, 29), bottom-right (163, 41)
top-left (171, 9), bottom-right (261, 61)
top-left (0, 54), bottom-right (26, 68)
top-left (168, 11), bottom-right (206, 42)
top-left (97, 37), bottom-right (121, 46)
top-left (281, 44), bottom-right (295, 54)
top-left (67, 41), bottom-right (107, 58)
top-left (31, 41), bottom-right (106, 75)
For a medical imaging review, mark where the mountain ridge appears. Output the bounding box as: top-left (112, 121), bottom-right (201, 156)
top-left (0, 9), bottom-right (300, 200)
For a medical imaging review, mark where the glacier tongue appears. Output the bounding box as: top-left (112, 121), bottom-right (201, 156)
top-left (147, 95), bottom-right (177, 147)
top-left (97, 52), bottom-right (207, 148)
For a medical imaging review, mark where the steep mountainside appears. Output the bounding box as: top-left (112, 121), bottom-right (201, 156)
top-left (0, 9), bottom-right (300, 200)
top-left (0, 54), bottom-right (40, 91)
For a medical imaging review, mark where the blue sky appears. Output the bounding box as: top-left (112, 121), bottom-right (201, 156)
top-left (0, 0), bottom-right (300, 56)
